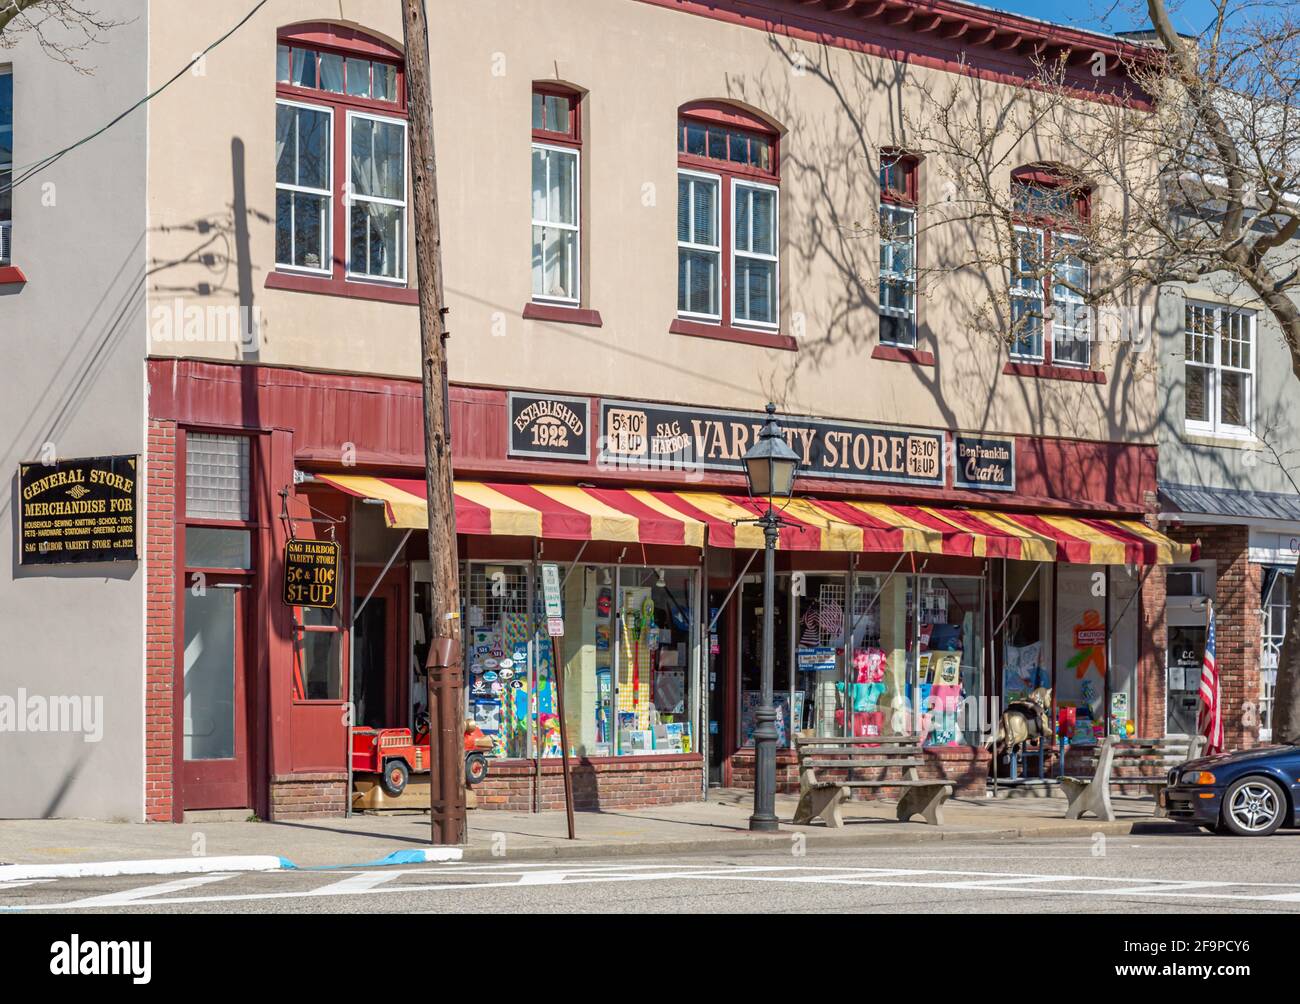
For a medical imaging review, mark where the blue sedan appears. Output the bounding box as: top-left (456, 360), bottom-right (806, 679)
top-left (1162, 744), bottom-right (1300, 835)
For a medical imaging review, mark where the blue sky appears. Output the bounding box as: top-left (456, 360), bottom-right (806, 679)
top-left (979, 0), bottom-right (1225, 37)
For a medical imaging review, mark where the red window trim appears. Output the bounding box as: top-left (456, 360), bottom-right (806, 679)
top-left (522, 301), bottom-right (603, 327)
top-left (274, 25), bottom-right (410, 295)
top-left (1010, 169), bottom-right (1093, 370)
top-left (531, 83), bottom-right (581, 146)
top-left (669, 317), bottom-right (796, 351)
top-left (880, 149), bottom-right (919, 206)
top-left (0, 265), bottom-right (27, 286)
top-left (1002, 360), bottom-right (1106, 384)
top-left (872, 344), bottom-right (934, 366)
top-left (676, 105), bottom-right (783, 338)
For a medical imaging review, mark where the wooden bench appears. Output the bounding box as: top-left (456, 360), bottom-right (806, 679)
top-left (793, 734), bottom-right (953, 828)
top-left (1061, 735), bottom-right (1208, 822)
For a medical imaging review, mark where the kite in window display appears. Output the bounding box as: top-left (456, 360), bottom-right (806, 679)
top-left (1068, 609), bottom-right (1107, 679)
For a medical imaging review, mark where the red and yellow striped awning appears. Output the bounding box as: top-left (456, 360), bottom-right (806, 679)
top-left (317, 475), bottom-right (1193, 566)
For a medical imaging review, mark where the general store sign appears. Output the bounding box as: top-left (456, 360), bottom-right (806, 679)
top-left (598, 399), bottom-right (945, 487)
top-left (18, 456), bottom-right (138, 564)
top-left (282, 539), bottom-right (341, 609)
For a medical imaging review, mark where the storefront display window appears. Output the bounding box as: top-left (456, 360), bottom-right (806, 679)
top-left (739, 576), bottom-right (793, 745)
top-left (910, 576), bottom-right (985, 745)
top-left (1261, 569), bottom-right (1292, 741)
top-left (1001, 562), bottom-right (1050, 709)
top-left (463, 563), bottom-right (533, 759)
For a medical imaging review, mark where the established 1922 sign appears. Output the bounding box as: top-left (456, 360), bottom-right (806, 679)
top-left (282, 538), bottom-right (341, 609)
top-left (508, 392), bottom-right (590, 461)
top-left (18, 455), bottom-right (139, 564)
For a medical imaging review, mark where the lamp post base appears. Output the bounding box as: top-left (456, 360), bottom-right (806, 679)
top-left (748, 813), bottom-right (781, 833)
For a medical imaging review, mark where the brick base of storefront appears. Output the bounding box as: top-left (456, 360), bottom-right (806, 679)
top-left (1169, 523), bottom-right (1262, 750)
top-left (727, 745), bottom-right (991, 798)
top-left (470, 755), bottom-right (705, 811)
top-left (269, 773), bottom-right (349, 819)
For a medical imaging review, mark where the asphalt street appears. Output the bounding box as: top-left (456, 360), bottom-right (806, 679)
top-left (5, 831), bottom-right (1300, 914)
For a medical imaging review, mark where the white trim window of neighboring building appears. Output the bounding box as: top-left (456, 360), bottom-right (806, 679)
top-left (1184, 301), bottom-right (1255, 437)
top-left (1, 69), bottom-right (12, 265)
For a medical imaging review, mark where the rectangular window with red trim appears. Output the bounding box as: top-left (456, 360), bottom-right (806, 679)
top-left (1, 69), bottom-right (12, 266)
top-left (879, 151), bottom-right (917, 347)
top-left (676, 110), bottom-right (780, 333)
top-left (1009, 175), bottom-right (1092, 367)
top-left (531, 86), bottom-right (581, 304)
top-left (274, 29), bottom-right (408, 288)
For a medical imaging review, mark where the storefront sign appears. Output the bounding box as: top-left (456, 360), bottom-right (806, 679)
top-left (18, 456), bottom-right (138, 564)
top-left (952, 435), bottom-right (1015, 491)
top-left (282, 539), bottom-right (340, 609)
top-left (796, 647), bottom-right (837, 672)
top-left (508, 392), bottom-right (590, 461)
top-left (541, 562), bottom-right (564, 637)
top-left (598, 399), bottom-right (945, 486)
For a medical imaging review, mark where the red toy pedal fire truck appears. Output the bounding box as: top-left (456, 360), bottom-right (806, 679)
top-left (351, 713), bottom-right (492, 797)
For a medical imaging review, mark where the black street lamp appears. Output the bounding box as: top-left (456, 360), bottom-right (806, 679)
top-left (741, 403), bottom-right (801, 832)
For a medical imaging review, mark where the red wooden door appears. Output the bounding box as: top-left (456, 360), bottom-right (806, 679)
top-left (180, 575), bottom-right (252, 809)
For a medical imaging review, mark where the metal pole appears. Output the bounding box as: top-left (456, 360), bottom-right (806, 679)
top-left (549, 633), bottom-right (576, 839)
top-left (750, 511), bottom-right (780, 831)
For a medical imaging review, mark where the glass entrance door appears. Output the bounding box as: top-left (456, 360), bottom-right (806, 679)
top-left (181, 577), bottom-right (250, 809)
top-left (1167, 625), bottom-right (1205, 735)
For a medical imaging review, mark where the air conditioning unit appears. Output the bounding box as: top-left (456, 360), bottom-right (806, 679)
top-left (0, 220), bottom-right (10, 264)
top-left (1166, 567), bottom-right (1206, 597)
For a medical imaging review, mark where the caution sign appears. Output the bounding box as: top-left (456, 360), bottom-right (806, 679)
top-left (19, 456), bottom-right (139, 565)
top-left (283, 539), bottom-right (340, 609)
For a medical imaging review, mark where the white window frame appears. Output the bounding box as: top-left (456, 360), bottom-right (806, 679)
top-left (345, 109), bottom-right (408, 285)
top-left (730, 177), bottom-right (780, 331)
top-left (1051, 232), bottom-right (1090, 368)
top-left (1184, 299), bottom-right (1255, 439)
top-left (1009, 224), bottom-right (1045, 362)
top-left (2, 68), bottom-right (14, 266)
top-left (275, 98), bottom-right (334, 277)
top-left (677, 168), bottom-right (722, 323)
top-left (530, 140), bottom-right (580, 305)
top-left (879, 201), bottom-right (917, 347)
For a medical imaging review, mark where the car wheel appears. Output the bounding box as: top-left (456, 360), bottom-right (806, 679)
top-left (381, 759), bottom-right (409, 797)
top-left (1221, 777), bottom-right (1286, 836)
top-left (465, 752), bottom-right (489, 786)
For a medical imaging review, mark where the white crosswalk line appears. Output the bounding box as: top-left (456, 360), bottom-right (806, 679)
top-left (52, 873), bottom-right (237, 909)
top-left (309, 871), bottom-right (403, 895)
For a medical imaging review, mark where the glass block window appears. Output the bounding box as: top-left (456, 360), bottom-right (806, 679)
top-left (186, 434), bottom-right (250, 520)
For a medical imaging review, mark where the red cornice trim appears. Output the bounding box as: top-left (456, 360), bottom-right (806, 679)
top-left (277, 21), bottom-right (403, 60)
top-left (522, 302), bottom-right (604, 327)
top-left (1002, 360), bottom-right (1107, 384)
top-left (265, 270), bottom-right (419, 305)
top-left (670, 317), bottom-right (798, 351)
top-left (632, 0), bottom-right (1153, 108)
top-left (0, 265), bottom-right (27, 286)
top-left (872, 343), bottom-right (935, 366)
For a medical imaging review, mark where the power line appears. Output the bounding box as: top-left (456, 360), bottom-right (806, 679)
top-left (1, 0), bottom-right (270, 196)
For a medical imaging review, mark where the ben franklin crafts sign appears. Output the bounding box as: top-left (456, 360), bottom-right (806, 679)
top-left (599, 399), bottom-right (945, 487)
top-left (952, 435), bottom-right (1016, 492)
top-left (18, 456), bottom-right (139, 564)
top-left (508, 392), bottom-right (590, 461)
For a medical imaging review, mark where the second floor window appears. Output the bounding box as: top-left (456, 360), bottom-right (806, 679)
top-left (677, 109), bottom-right (780, 330)
top-left (1185, 302), bottom-right (1254, 437)
top-left (531, 85), bottom-right (581, 304)
top-left (275, 30), bottom-right (407, 284)
top-left (879, 152), bottom-right (917, 347)
top-left (1009, 174), bottom-right (1091, 367)
top-left (1, 69), bottom-right (12, 265)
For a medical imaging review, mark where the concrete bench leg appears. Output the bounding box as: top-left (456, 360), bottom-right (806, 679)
top-left (794, 785), bottom-right (849, 827)
top-left (1061, 778), bottom-right (1114, 822)
top-left (897, 783), bottom-right (952, 825)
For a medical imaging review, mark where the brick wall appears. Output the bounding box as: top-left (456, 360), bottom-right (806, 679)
top-left (145, 419), bottom-right (177, 822)
top-left (1170, 524), bottom-right (1261, 750)
top-left (270, 773), bottom-right (348, 819)
top-left (1138, 562), bottom-right (1168, 739)
top-left (471, 757), bottom-right (705, 811)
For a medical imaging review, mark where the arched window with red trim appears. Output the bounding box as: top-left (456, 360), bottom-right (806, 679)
top-left (676, 103), bottom-right (781, 334)
top-left (274, 24), bottom-right (408, 287)
top-left (1009, 166), bottom-right (1092, 367)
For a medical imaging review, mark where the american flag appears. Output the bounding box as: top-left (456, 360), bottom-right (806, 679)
top-left (1198, 602), bottom-right (1224, 755)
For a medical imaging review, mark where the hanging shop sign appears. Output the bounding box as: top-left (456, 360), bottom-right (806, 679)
top-left (282, 538), bottom-right (341, 609)
top-left (952, 434), bottom-right (1016, 492)
top-left (18, 455), bottom-right (138, 565)
top-left (508, 392), bottom-right (590, 461)
top-left (540, 561), bottom-right (564, 637)
top-left (598, 399), bottom-right (945, 487)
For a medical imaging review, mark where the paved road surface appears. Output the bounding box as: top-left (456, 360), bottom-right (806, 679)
top-left (5, 832), bottom-right (1300, 914)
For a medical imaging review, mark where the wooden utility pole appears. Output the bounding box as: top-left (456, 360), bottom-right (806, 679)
top-left (401, 0), bottom-right (465, 845)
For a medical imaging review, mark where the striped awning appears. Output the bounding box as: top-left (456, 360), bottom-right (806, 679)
top-left (317, 475), bottom-right (1194, 566)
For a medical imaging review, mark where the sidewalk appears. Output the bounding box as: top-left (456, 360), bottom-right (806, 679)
top-left (0, 788), bottom-right (1194, 874)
